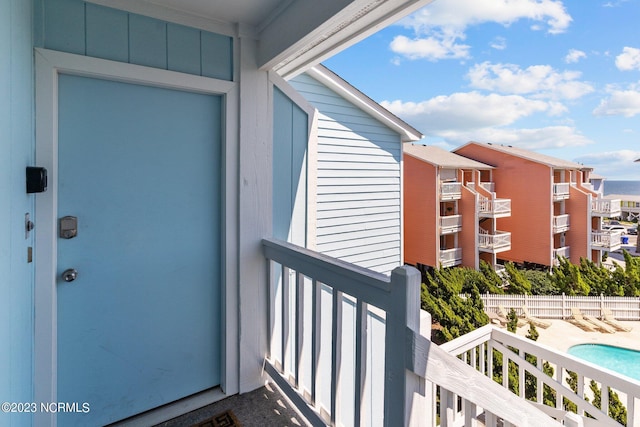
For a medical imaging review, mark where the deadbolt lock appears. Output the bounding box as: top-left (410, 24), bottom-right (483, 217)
top-left (59, 216), bottom-right (78, 239)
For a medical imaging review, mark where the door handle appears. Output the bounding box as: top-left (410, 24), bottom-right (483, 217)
top-left (62, 268), bottom-right (78, 282)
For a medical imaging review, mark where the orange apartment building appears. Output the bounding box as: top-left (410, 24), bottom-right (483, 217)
top-left (454, 142), bottom-right (622, 268)
top-left (404, 144), bottom-right (512, 272)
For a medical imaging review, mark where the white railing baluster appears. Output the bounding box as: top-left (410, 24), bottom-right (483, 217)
top-left (295, 271), bottom-right (304, 387)
top-left (627, 393), bottom-right (636, 427)
top-left (311, 279), bottom-right (321, 405)
top-left (577, 373), bottom-right (584, 402)
top-left (282, 265), bottom-right (291, 376)
top-left (536, 357), bottom-right (543, 404)
top-left (487, 340), bottom-right (494, 381)
top-left (354, 300), bottom-right (367, 427)
top-left (602, 382), bottom-right (609, 416)
top-left (518, 350), bottom-right (524, 398)
top-left (464, 399), bottom-right (477, 426)
top-left (440, 388), bottom-right (455, 427)
top-left (484, 410), bottom-right (497, 427)
top-left (555, 366), bottom-right (563, 409)
top-left (330, 289), bottom-right (343, 425)
top-left (267, 259), bottom-right (274, 361)
top-left (502, 352), bottom-right (508, 389)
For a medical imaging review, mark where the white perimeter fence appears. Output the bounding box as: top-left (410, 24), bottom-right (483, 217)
top-left (475, 293), bottom-right (640, 320)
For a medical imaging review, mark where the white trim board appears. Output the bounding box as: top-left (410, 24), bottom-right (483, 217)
top-left (33, 47), bottom-right (239, 426)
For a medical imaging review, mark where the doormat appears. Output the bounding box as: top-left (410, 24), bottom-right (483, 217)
top-left (192, 410), bottom-right (241, 427)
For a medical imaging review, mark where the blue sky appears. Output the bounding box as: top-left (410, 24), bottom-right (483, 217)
top-left (323, 0), bottom-right (640, 180)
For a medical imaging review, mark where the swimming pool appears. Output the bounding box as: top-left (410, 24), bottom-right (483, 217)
top-left (568, 344), bottom-right (640, 381)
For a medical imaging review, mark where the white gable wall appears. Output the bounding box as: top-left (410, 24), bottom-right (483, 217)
top-left (290, 73), bottom-right (402, 275)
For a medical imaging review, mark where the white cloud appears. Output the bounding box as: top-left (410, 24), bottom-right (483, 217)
top-left (390, 33), bottom-right (470, 61)
top-left (565, 49), bottom-right (586, 63)
top-left (466, 62), bottom-right (594, 100)
top-left (382, 92), bottom-right (593, 149)
top-left (392, 0), bottom-right (572, 61)
top-left (490, 37), bottom-right (507, 50)
top-left (603, 0), bottom-right (630, 7)
top-left (450, 126), bottom-right (593, 149)
top-left (402, 0), bottom-right (571, 34)
top-left (615, 47), bottom-right (640, 71)
top-left (382, 92), bottom-right (551, 132)
top-left (573, 149), bottom-right (640, 178)
top-left (593, 83), bottom-right (640, 117)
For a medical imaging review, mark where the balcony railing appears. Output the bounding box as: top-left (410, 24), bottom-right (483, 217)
top-left (442, 325), bottom-right (640, 427)
top-left (554, 246), bottom-right (570, 263)
top-left (592, 230), bottom-right (623, 251)
top-left (553, 214), bottom-right (570, 233)
top-left (262, 238), bottom-right (563, 426)
top-left (440, 182), bottom-right (462, 200)
top-left (478, 231), bottom-right (512, 253)
top-left (440, 247), bottom-right (462, 267)
top-left (439, 214), bottom-right (462, 234)
top-left (592, 198), bottom-right (622, 217)
top-left (480, 181), bottom-right (496, 193)
top-left (553, 183), bottom-right (570, 200)
top-left (467, 181), bottom-right (496, 193)
top-left (479, 197), bottom-right (512, 218)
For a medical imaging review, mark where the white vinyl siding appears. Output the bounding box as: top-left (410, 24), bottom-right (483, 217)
top-left (290, 73), bottom-right (402, 275)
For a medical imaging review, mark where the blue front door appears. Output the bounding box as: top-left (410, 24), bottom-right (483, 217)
top-left (56, 74), bottom-right (222, 426)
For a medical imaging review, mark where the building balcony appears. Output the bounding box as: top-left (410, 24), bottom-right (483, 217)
top-left (478, 231), bottom-right (511, 253)
top-left (466, 181), bottom-right (495, 193)
top-left (552, 182), bottom-right (570, 200)
top-left (440, 247), bottom-right (462, 267)
top-left (439, 214), bottom-right (462, 234)
top-left (592, 230), bottom-right (623, 251)
top-left (440, 181), bottom-right (462, 200)
top-left (553, 246), bottom-right (570, 263)
top-left (478, 197), bottom-right (511, 218)
top-left (591, 198), bottom-right (622, 217)
top-left (552, 214), bottom-right (570, 233)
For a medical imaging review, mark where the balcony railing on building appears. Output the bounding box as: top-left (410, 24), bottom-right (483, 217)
top-left (440, 181), bottom-right (462, 200)
top-left (262, 238), bottom-right (567, 427)
top-left (553, 214), bottom-right (570, 233)
top-left (554, 246), bottom-right (570, 264)
top-left (592, 230), bottom-right (623, 251)
top-left (591, 198), bottom-right (622, 217)
top-left (478, 197), bottom-right (511, 218)
top-left (480, 181), bottom-right (496, 193)
top-left (440, 247), bottom-right (463, 267)
top-left (439, 214), bottom-right (462, 234)
top-left (466, 181), bottom-right (495, 193)
top-left (478, 230), bottom-right (511, 253)
top-left (553, 182), bottom-right (570, 200)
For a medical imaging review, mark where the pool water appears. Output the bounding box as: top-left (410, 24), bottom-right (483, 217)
top-left (568, 344), bottom-right (640, 381)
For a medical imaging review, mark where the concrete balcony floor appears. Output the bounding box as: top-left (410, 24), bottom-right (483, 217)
top-left (153, 382), bottom-right (310, 427)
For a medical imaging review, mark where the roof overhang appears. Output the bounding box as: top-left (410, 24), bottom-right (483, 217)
top-left (261, 0), bottom-right (436, 78)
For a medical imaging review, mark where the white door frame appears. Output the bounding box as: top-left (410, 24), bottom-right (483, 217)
top-left (34, 47), bottom-right (239, 426)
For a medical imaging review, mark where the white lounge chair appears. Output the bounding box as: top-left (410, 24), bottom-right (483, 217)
top-left (521, 305), bottom-right (551, 329)
top-left (568, 308), bottom-right (598, 332)
top-left (572, 308), bottom-right (615, 334)
top-left (601, 308), bottom-right (633, 332)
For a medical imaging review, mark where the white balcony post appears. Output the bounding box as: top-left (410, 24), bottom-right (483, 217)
top-left (384, 265), bottom-right (423, 427)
